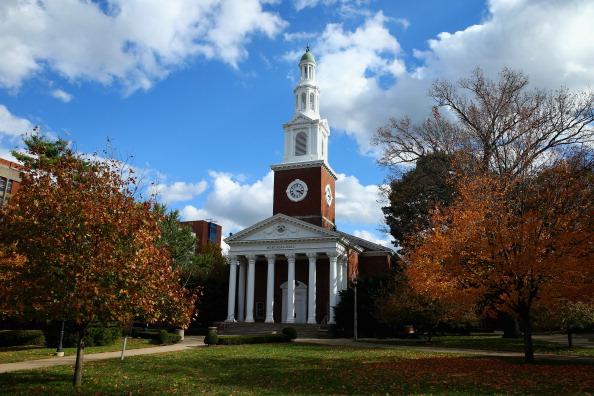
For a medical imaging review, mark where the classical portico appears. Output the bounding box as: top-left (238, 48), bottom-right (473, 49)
top-left (225, 214), bottom-right (351, 324)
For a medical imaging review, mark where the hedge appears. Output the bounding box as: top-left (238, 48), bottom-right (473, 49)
top-left (44, 322), bottom-right (121, 348)
top-left (0, 330), bottom-right (46, 347)
top-left (156, 330), bottom-right (182, 345)
top-left (217, 334), bottom-right (290, 345)
top-left (131, 329), bottom-right (161, 340)
top-left (282, 327), bottom-right (298, 340)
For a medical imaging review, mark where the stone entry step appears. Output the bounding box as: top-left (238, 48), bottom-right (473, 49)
top-left (219, 322), bottom-right (329, 339)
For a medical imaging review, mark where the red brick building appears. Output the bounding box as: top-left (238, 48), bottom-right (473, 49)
top-left (224, 48), bottom-right (394, 326)
top-left (0, 158), bottom-right (23, 207)
top-left (180, 220), bottom-right (222, 254)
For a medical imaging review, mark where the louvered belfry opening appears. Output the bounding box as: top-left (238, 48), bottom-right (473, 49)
top-left (295, 132), bottom-right (307, 156)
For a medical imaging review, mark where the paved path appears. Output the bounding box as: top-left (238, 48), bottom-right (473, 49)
top-left (295, 338), bottom-right (594, 363)
top-left (0, 336), bottom-right (205, 374)
top-left (534, 333), bottom-right (594, 348)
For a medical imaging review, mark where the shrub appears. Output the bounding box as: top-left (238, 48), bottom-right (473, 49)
top-left (204, 328), bottom-right (218, 346)
top-left (44, 321), bottom-right (121, 347)
top-left (131, 329), bottom-right (160, 340)
top-left (282, 326), bottom-right (298, 340)
top-left (85, 325), bottom-right (121, 346)
top-left (0, 330), bottom-right (46, 347)
top-left (157, 330), bottom-right (182, 345)
top-left (217, 334), bottom-right (289, 345)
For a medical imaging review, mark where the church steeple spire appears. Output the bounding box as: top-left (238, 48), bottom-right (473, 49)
top-left (280, 47), bottom-right (329, 165)
top-left (295, 47), bottom-right (319, 118)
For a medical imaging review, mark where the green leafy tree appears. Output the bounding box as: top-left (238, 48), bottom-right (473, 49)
top-left (193, 244), bottom-right (229, 326)
top-left (12, 132), bottom-right (73, 169)
top-left (334, 274), bottom-right (397, 337)
top-left (558, 301), bottom-right (594, 347)
top-left (155, 207), bottom-right (228, 326)
top-left (154, 205), bottom-right (201, 288)
top-left (382, 152), bottom-right (455, 249)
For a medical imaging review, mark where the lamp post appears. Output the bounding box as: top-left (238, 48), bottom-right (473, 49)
top-left (353, 279), bottom-right (358, 341)
top-left (55, 319), bottom-right (65, 357)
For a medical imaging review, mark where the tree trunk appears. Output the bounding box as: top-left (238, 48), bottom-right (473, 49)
top-left (501, 312), bottom-right (521, 338)
top-left (73, 329), bottom-right (85, 387)
top-left (567, 331), bottom-right (573, 348)
top-left (521, 315), bottom-right (534, 363)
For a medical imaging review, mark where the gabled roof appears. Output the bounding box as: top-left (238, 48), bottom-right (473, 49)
top-left (335, 231), bottom-right (395, 254)
top-left (225, 213), bottom-right (341, 244)
top-left (225, 213), bottom-right (394, 256)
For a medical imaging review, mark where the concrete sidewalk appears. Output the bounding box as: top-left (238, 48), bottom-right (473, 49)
top-left (0, 336), bottom-right (205, 374)
top-left (295, 338), bottom-right (594, 363)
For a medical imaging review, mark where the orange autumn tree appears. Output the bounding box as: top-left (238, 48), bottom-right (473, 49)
top-left (407, 154), bottom-right (594, 363)
top-left (0, 151), bottom-right (196, 386)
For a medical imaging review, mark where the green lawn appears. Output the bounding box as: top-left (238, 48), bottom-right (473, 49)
top-left (1, 343), bottom-right (593, 395)
top-left (362, 334), bottom-right (594, 357)
top-left (0, 337), bottom-right (153, 364)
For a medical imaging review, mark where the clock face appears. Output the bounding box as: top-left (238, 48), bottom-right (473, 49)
top-left (286, 179), bottom-right (308, 202)
top-left (325, 184), bottom-right (333, 206)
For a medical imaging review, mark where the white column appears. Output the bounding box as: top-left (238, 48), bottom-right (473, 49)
top-left (265, 254), bottom-right (275, 323)
top-left (337, 259), bottom-right (343, 294)
top-left (342, 258), bottom-right (348, 290)
top-left (237, 262), bottom-right (246, 321)
top-left (307, 253), bottom-right (317, 324)
top-left (328, 252), bottom-right (338, 324)
top-left (338, 256), bottom-right (349, 290)
top-left (245, 255), bottom-right (256, 323)
top-left (226, 256), bottom-right (238, 322)
top-left (286, 253), bottom-right (296, 323)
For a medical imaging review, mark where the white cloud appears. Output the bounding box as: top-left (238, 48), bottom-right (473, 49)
top-left (352, 229), bottom-right (394, 248)
top-left (50, 89), bottom-right (73, 103)
top-left (293, 0), bottom-right (370, 15)
top-left (414, 0), bottom-right (594, 90)
top-left (0, 0), bottom-right (286, 92)
top-left (311, 11), bottom-right (408, 152)
top-left (151, 180), bottom-right (208, 203)
top-left (0, 105), bottom-right (33, 137)
top-left (290, 0), bottom-right (594, 155)
top-left (179, 170), bottom-right (385, 240)
top-left (283, 31), bottom-right (318, 42)
top-left (335, 173), bottom-right (383, 225)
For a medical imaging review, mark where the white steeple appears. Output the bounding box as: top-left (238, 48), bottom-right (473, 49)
top-left (281, 47), bottom-right (330, 164)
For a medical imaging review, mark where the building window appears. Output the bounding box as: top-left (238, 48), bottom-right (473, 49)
top-left (6, 180), bottom-right (12, 194)
top-left (310, 92), bottom-right (315, 111)
top-left (208, 222), bottom-right (218, 243)
top-left (0, 177), bottom-right (6, 193)
top-left (301, 92), bottom-right (306, 110)
top-left (295, 132), bottom-right (307, 156)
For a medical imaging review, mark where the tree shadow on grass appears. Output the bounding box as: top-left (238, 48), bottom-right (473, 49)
top-left (0, 345), bottom-right (46, 352)
top-left (0, 344), bottom-right (593, 395)
top-left (0, 370), bottom-right (72, 395)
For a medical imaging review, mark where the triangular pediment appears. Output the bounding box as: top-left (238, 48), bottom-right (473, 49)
top-left (225, 214), bottom-right (339, 244)
top-left (284, 113), bottom-right (319, 126)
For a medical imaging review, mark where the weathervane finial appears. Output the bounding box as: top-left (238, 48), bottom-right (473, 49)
top-left (306, 44), bottom-right (310, 52)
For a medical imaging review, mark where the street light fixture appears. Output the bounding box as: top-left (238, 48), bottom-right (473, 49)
top-left (353, 278), bottom-right (358, 341)
top-left (55, 319), bottom-right (65, 357)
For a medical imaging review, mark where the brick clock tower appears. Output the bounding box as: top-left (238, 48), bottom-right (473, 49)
top-left (272, 47), bottom-right (337, 230)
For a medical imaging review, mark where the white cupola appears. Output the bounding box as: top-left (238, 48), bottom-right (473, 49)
top-left (281, 47), bottom-right (330, 165)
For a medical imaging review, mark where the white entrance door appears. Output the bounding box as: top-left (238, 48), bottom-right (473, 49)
top-left (281, 281), bottom-right (308, 323)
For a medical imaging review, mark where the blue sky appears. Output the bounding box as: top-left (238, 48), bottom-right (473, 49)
top-left (1, 0), bottom-right (593, 249)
